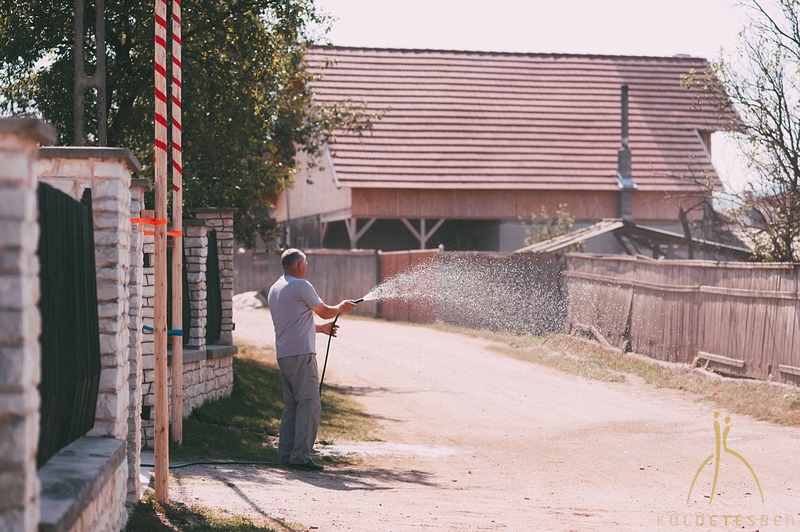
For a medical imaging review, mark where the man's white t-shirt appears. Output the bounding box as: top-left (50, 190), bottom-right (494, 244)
top-left (267, 275), bottom-right (323, 359)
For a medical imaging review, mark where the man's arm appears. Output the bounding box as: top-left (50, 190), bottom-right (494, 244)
top-left (311, 300), bottom-right (357, 320)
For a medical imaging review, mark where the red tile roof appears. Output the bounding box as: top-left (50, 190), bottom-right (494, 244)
top-left (306, 46), bottom-right (728, 192)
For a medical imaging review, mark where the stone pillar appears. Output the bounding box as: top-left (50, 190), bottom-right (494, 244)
top-left (38, 147), bottom-right (141, 442)
top-left (140, 218), bottom-right (155, 449)
top-left (194, 209), bottom-right (236, 344)
top-left (0, 118), bottom-right (55, 532)
top-left (126, 178), bottom-right (150, 507)
top-left (183, 221), bottom-right (208, 351)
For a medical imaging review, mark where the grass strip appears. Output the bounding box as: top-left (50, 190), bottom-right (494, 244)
top-left (126, 490), bottom-right (303, 532)
top-left (169, 344), bottom-right (377, 463)
top-left (432, 324), bottom-right (800, 427)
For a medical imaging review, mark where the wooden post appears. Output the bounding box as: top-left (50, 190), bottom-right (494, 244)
top-left (170, 0), bottom-right (184, 444)
top-left (153, 0), bottom-right (170, 504)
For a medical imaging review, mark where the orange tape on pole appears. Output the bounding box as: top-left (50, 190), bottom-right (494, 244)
top-left (143, 230), bottom-right (182, 237)
top-left (131, 217), bottom-right (168, 226)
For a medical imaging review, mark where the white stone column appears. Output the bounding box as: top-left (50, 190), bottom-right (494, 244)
top-left (126, 178), bottom-right (150, 506)
top-left (0, 118), bottom-right (55, 532)
top-left (183, 221), bottom-right (208, 351)
top-left (140, 218), bottom-right (155, 449)
top-left (195, 209), bottom-right (236, 344)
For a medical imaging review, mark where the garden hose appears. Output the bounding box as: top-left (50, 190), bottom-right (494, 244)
top-left (319, 297), bottom-right (363, 396)
top-left (140, 460), bottom-right (282, 469)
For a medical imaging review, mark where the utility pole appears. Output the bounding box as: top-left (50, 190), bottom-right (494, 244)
top-left (73, 0), bottom-right (107, 146)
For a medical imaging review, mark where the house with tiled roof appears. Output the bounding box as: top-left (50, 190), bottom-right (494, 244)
top-left (274, 46), bottom-right (732, 252)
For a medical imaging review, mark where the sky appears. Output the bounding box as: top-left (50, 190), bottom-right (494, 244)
top-left (313, 0), bottom-right (747, 61)
top-left (312, 0), bottom-right (757, 191)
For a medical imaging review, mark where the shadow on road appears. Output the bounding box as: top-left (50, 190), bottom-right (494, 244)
top-left (177, 462), bottom-right (438, 495)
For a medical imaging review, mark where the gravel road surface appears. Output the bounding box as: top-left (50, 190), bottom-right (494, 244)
top-left (171, 308), bottom-right (800, 531)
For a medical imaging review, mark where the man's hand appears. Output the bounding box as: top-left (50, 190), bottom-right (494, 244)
top-left (312, 299), bottom-right (359, 320)
top-left (338, 300), bottom-right (358, 313)
top-left (317, 322), bottom-right (340, 337)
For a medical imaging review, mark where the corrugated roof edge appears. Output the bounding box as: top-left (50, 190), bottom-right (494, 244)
top-left (307, 45), bottom-right (710, 64)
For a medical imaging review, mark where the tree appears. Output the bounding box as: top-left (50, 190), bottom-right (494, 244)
top-left (684, 0), bottom-right (800, 262)
top-left (0, 0), bottom-right (373, 247)
top-left (522, 203), bottom-right (583, 251)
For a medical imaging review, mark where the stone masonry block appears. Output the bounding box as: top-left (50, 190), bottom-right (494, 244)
top-left (94, 229), bottom-right (130, 248)
top-left (0, 220), bottom-right (37, 248)
top-left (0, 274), bottom-right (38, 310)
top-left (0, 186), bottom-right (36, 222)
top-left (96, 282), bottom-right (126, 303)
top-left (95, 266), bottom-right (127, 284)
top-left (98, 365), bottom-right (125, 393)
top-left (0, 467), bottom-right (26, 509)
top-left (0, 344), bottom-right (38, 388)
top-left (0, 307), bottom-right (39, 346)
top-left (94, 245), bottom-right (130, 267)
top-left (92, 160), bottom-right (132, 181)
top-left (91, 197), bottom-right (126, 214)
top-left (92, 178), bottom-right (128, 200)
top-left (93, 212), bottom-right (126, 231)
top-left (97, 301), bottom-right (125, 320)
top-left (0, 150), bottom-right (32, 182)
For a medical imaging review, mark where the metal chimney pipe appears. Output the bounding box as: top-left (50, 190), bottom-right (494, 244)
top-left (617, 84), bottom-right (636, 220)
top-left (621, 85), bottom-right (629, 149)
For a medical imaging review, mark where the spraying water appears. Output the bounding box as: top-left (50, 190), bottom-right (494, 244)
top-left (359, 255), bottom-right (567, 335)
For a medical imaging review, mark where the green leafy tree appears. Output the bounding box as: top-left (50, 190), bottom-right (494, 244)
top-left (0, 0), bottom-right (374, 247)
top-left (683, 0), bottom-right (800, 262)
top-left (522, 203), bottom-right (583, 250)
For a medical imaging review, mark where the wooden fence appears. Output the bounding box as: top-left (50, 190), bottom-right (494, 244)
top-left (234, 248), bottom-right (563, 332)
top-left (380, 251), bottom-right (564, 334)
top-left (563, 253), bottom-right (800, 385)
top-left (234, 248), bottom-right (380, 317)
top-left (378, 250), bottom-right (437, 323)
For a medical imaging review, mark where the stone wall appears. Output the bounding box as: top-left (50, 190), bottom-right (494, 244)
top-left (140, 211), bottom-right (237, 450)
top-left (67, 460), bottom-right (128, 532)
top-left (140, 354), bottom-right (234, 449)
top-left (0, 118), bottom-right (55, 532)
top-left (38, 437), bottom-right (127, 532)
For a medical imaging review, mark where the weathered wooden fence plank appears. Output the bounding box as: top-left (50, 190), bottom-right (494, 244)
top-left (564, 253), bottom-right (800, 386)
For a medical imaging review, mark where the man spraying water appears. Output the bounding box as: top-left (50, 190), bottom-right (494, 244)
top-left (267, 248), bottom-right (357, 471)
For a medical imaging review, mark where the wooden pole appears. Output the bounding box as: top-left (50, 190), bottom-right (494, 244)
top-left (153, 0), bottom-right (170, 504)
top-left (170, 0), bottom-right (184, 444)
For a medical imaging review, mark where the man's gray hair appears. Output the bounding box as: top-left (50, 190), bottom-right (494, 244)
top-left (281, 248), bottom-right (306, 269)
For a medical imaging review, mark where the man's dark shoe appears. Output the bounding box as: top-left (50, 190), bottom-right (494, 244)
top-left (289, 460), bottom-right (324, 471)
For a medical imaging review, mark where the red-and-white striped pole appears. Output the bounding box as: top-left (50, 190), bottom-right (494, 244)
top-left (169, 0), bottom-right (184, 446)
top-left (153, 0), bottom-right (170, 504)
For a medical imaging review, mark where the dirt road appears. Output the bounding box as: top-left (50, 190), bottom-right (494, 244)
top-left (172, 309), bottom-right (800, 531)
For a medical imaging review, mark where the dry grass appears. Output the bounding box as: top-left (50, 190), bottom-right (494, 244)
top-left (430, 322), bottom-right (800, 427)
top-left (126, 489), bottom-right (303, 531)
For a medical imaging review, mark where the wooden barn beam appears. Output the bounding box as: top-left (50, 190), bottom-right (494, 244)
top-left (345, 217), bottom-right (376, 249)
top-left (401, 218), bottom-right (445, 249)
